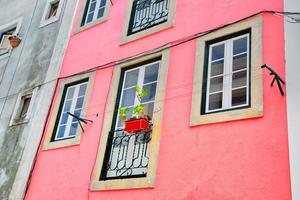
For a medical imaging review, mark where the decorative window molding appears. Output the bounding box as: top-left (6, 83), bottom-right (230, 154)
top-left (190, 16), bottom-right (263, 126)
top-left (75, 0), bottom-right (110, 33)
top-left (43, 72), bottom-right (95, 150)
top-left (9, 87), bottom-right (38, 126)
top-left (91, 49), bottom-right (170, 190)
top-left (40, 0), bottom-right (65, 28)
top-left (0, 18), bottom-right (22, 59)
top-left (120, 0), bottom-right (176, 44)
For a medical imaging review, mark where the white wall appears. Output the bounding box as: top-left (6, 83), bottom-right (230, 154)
top-left (284, 1), bottom-right (300, 200)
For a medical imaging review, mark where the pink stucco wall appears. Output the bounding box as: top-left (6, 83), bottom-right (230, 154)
top-left (25, 0), bottom-right (291, 199)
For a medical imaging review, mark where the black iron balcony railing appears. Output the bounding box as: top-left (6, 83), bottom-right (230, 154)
top-left (128, 0), bottom-right (169, 35)
top-left (101, 128), bottom-right (152, 180)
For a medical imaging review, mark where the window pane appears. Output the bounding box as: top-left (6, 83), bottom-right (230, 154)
top-left (144, 63), bottom-right (159, 84)
top-left (232, 53), bottom-right (247, 71)
top-left (117, 107), bottom-right (133, 128)
top-left (86, 13), bottom-right (94, 23)
top-left (233, 37), bottom-right (247, 55)
top-left (66, 87), bottom-right (75, 99)
top-left (97, 7), bottom-right (105, 18)
top-left (79, 84), bottom-right (87, 96)
top-left (60, 113), bottom-right (69, 125)
top-left (121, 88), bottom-right (136, 107)
top-left (100, 0), bottom-right (106, 7)
top-left (143, 102), bottom-right (154, 118)
top-left (63, 100), bottom-right (72, 112)
top-left (124, 69), bottom-right (139, 88)
top-left (208, 93), bottom-right (222, 110)
top-left (232, 71), bottom-right (247, 89)
top-left (232, 88), bottom-right (247, 106)
top-left (141, 83), bottom-right (157, 103)
top-left (69, 123), bottom-right (78, 136)
top-left (90, 1), bottom-right (97, 12)
top-left (75, 97), bottom-right (84, 109)
top-left (211, 44), bottom-right (224, 61)
top-left (209, 77), bottom-right (223, 93)
top-left (210, 60), bottom-right (224, 77)
top-left (57, 125), bottom-right (66, 139)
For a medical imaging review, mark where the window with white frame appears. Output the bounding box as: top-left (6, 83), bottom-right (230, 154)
top-left (204, 33), bottom-right (250, 113)
top-left (100, 59), bottom-right (160, 180)
top-left (81, 0), bottom-right (108, 26)
top-left (40, 0), bottom-right (64, 27)
top-left (52, 81), bottom-right (88, 141)
top-left (0, 28), bottom-right (16, 56)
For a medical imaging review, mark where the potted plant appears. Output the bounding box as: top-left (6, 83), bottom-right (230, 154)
top-left (8, 34), bottom-right (21, 48)
top-left (119, 85), bottom-right (151, 134)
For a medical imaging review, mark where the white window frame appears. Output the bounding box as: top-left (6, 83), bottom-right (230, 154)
top-left (54, 81), bottom-right (88, 141)
top-left (9, 87), bottom-right (38, 126)
top-left (40, 0), bottom-right (65, 27)
top-left (205, 34), bottom-right (250, 113)
top-left (0, 18), bottom-right (22, 60)
top-left (83, 0), bottom-right (107, 25)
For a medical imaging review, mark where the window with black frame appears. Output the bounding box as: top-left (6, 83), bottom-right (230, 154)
top-left (100, 59), bottom-right (160, 180)
top-left (127, 0), bottom-right (169, 35)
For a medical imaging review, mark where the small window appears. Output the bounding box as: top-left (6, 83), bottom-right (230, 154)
top-left (10, 88), bottom-right (36, 126)
top-left (81, 0), bottom-right (108, 26)
top-left (47, 1), bottom-right (60, 19)
top-left (40, 0), bottom-right (64, 27)
top-left (0, 28), bottom-right (16, 56)
top-left (52, 81), bottom-right (88, 141)
top-left (204, 34), bottom-right (250, 113)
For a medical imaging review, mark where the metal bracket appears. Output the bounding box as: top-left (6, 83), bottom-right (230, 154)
top-left (67, 112), bottom-right (93, 132)
top-left (261, 64), bottom-right (285, 96)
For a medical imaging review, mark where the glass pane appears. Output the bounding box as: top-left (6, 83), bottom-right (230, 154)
top-left (211, 44), bottom-right (224, 61)
top-left (144, 63), bottom-right (159, 84)
top-left (208, 93), bottom-right (223, 110)
top-left (143, 102), bottom-right (154, 119)
top-left (141, 83), bottom-right (157, 103)
top-left (86, 13), bottom-right (94, 23)
top-left (232, 53), bottom-right (247, 71)
top-left (69, 123), bottom-right (78, 136)
top-left (79, 84), bottom-right (87, 96)
top-left (232, 88), bottom-right (247, 106)
top-left (66, 87), bottom-right (75, 99)
top-left (63, 100), bottom-right (72, 112)
top-left (60, 113), bottom-right (69, 125)
top-left (75, 97), bottom-right (84, 109)
top-left (117, 107), bottom-right (133, 128)
top-left (124, 69), bottom-right (139, 88)
top-left (57, 125), bottom-right (66, 139)
top-left (97, 7), bottom-right (105, 18)
top-left (232, 71), bottom-right (247, 89)
top-left (209, 77), bottom-right (223, 93)
top-left (210, 60), bottom-right (224, 77)
top-left (121, 88), bottom-right (136, 107)
top-left (90, 1), bottom-right (96, 12)
top-left (233, 37), bottom-right (247, 55)
top-left (100, 0), bottom-right (106, 7)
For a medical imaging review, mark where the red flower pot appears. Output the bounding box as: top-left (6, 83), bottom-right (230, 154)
top-left (124, 118), bottom-right (150, 134)
top-left (9, 38), bottom-right (21, 48)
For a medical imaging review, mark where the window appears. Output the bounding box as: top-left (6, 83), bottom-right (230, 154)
top-left (91, 50), bottom-right (170, 190)
top-left (52, 81), bottom-right (88, 141)
top-left (205, 34), bottom-right (250, 113)
top-left (10, 88), bottom-right (37, 126)
top-left (101, 60), bottom-right (160, 180)
top-left (40, 0), bottom-right (64, 27)
top-left (43, 73), bottom-right (94, 150)
top-left (120, 0), bottom-right (176, 44)
top-left (76, 0), bottom-right (110, 32)
top-left (190, 16), bottom-right (263, 126)
top-left (0, 28), bottom-right (15, 55)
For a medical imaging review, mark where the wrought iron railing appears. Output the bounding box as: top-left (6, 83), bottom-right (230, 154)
top-left (101, 128), bottom-right (152, 180)
top-left (128, 0), bottom-right (169, 35)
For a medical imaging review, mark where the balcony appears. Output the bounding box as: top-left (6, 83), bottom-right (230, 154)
top-left (101, 128), bottom-right (152, 180)
top-left (128, 0), bottom-right (169, 35)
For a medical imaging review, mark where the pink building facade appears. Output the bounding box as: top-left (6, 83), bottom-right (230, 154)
top-left (25, 0), bottom-right (293, 199)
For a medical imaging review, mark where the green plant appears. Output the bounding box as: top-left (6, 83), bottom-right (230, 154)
top-left (119, 85), bottom-right (150, 121)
